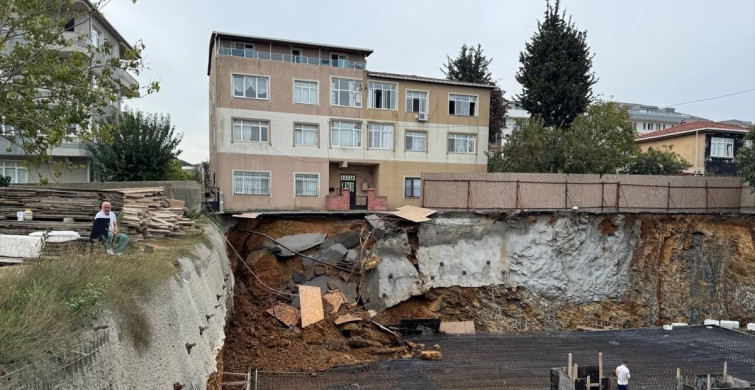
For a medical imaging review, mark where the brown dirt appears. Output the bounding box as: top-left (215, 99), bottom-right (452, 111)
top-left (220, 216), bottom-right (416, 374)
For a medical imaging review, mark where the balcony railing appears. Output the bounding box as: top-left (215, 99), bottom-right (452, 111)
top-left (217, 47), bottom-right (366, 70)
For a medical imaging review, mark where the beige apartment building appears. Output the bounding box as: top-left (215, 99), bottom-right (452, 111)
top-left (208, 33), bottom-right (492, 212)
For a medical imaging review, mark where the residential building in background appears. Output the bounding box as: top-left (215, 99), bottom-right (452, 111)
top-left (635, 121), bottom-right (748, 176)
top-left (0, 1), bottom-right (138, 184)
top-left (618, 102), bottom-right (702, 135)
top-left (207, 33), bottom-right (492, 212)
top-left (502, 100), bottom-right (530, 140)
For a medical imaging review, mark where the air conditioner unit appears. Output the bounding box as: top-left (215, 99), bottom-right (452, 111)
top-left (417, 113), bottom-right (428, 122)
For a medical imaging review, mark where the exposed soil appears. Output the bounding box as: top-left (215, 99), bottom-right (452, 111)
top-left (218, 213), bottom-right (755, 379)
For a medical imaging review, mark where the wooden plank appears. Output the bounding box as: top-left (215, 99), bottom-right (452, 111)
top-left (299, 285), bottom-right (324, 328)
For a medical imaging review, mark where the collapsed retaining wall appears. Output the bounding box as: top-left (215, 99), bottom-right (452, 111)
top-left (363, 213), bottom-right (755, 326)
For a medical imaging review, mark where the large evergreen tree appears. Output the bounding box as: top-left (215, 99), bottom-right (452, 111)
top-left (88, 110), bottom-right (182, 181)
top-left (442, 44), bottom-right (506, 145)
top-left (516, 0), bottom-right (596, 128)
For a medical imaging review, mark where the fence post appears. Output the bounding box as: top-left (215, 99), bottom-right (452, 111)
top-left (615, 183), bottom-right (621, 211)
top-left (564, 179), bottom-right (568, 209)
top-left (467, 180), bottom-right (471, 210)
top-left (667, 182), bottom-right (671, 212)
top-left (705, 181), bottom-right (709, 212)
top-left (516, 180), bottom-right (521, 209)
top-left (601, 182), bottom-right (605, 212)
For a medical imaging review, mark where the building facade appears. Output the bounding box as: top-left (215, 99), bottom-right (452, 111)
top-left (636, 121), bottom-right (749, 176)
top-left (208, 33), bottom-right (492, 212)
top-left (618, 102), bottom-right (699, 135)
top-left (0, 0), bottom-right (137, 184)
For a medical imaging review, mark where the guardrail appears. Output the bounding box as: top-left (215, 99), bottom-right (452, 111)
top-left (217, 47), bottom-right (366, 70)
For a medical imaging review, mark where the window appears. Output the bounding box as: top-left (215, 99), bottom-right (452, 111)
top-left (1, 123), bottom-right (16, 136)
top-left (0, 161), bottom-right (27, 184)
top-left (405, 131), bottom-right (426, 152)
top-left (745, 140), bottom-right (753, 149)
top-left (331, 121), bottom-right (362, 148)
top-left (368, 123), bottom-right (393, 150)
top-left (91, 27), bottom-right (101, 48)
top-left (449, 94), bottom-right (477, 116)
top-left (331, 78), bottom-right (361, 107)
top-left (368, 82), bottom-right (397, 109)
top-left (405, 178), bottom-right (421, 198)
top-left (331, 53), bottom-right (348, 67)
top-left (448, 133), bottom-right (476, 153)
top-left (295, 173), bottom-right (319, 196)
top-left (711, 137), bottom-right (734, 158)
top-left (294, 80), bottom-right (318, 104)
top-left (655, 123), bottom-right (661, 130)
top-left (64, 18), bottom-right (75, 32)
top-left (291, 48), bottom-right (303, 63)
top-left (233, 119), bottom-right (268, 142)
top-left (406, 90), bottom-right (427, 113)
top-left (232, 74), bottom-right (269, 99)
top-left (233, 171), bottom-right (270, 195)
top-left (295, 124), bottom-right (318, 146)
top-left (232, 42), bottom-right (254, 50)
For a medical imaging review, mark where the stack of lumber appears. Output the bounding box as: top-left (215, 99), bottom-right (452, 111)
top-left (0, 187), bottom-right (124, 221)
top-left (116, 187), bottom-right (197, 240)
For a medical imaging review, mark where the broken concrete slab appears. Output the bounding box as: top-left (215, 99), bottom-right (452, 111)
top-left (266, 303), bottom-right (300, 327)
top-left (346, 249), bottom-right (363, 263)
top-left (303, 275), bottom-right (359, 304)
top-left (439, 321), bottom-right (476, 334)
top-left (334, 313), bottom-right (362, 325)
top-left (323, 290), bottom-right (346, 314)
top-left (303, 243), bottom-right (347, 266)
top-left (292, 271), bottom-right (306, 284)
top-left (314, 266), bottom-right (326, 276)
top-left (273, 233), bottom-right (327, 257)
top-left (0, 235), bottom-right (43, 258)
top-left (299, 285), bottom-right (324, 328)
top-left (321, 231), bottom-right (360, 250)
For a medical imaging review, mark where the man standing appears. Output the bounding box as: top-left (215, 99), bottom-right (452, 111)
top-left (95, 201), bottom-right (129, 254)
top-left (616, 361), bottom-right (630, 390)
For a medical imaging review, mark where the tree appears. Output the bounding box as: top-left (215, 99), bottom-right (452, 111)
top-left (516, 0), bottom-right (596, 128)
top-left (0, 0), bottom-right (157, 178)
top-left (442, 44), bottom-right (506, 145)
top-left (623, 147), bottom-right (691, 175)
top-left (735, 126), bottom-right (755, 185)
top-left (490, 101), bottom-right (638, 174)
top-left (88, 110), bottom-right (182, 181)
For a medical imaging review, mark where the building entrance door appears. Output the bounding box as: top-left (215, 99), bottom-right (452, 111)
top-left (340, 174), bottom-right (357, 208)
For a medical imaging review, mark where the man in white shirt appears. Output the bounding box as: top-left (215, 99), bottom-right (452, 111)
top-left (95, 201), bottom-right (129, 254)
top-left (615, 361), bottom-right (630, 390)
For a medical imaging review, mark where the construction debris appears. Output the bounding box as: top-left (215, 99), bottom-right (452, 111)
top-left (271, 233), bottom-right (327, 257)
top-left (439, 321), bottom-right (476, 334)
top-left (298, 285), bottom-right (324, 328)
top-left (117, 188), bottom-right (197, 240)
top-left (391, 205), bottom-right (436, 223)
top-left (334, 313), bottom-right (362, 325)
top-left (323, 290), bottom-right (346, 314)
top-left (266, 303), bottom-right (300, 327)
top-left (420, 350), bottom-right (443, 361)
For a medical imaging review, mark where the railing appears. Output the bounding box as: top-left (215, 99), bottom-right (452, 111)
top-left (217, 47), bottom-right (366, 69)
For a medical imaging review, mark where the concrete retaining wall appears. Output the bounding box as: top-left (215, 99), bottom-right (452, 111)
top-left (421, 173), bottom-right (748, 213)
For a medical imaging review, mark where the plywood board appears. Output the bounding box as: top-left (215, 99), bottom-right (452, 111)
top-left (439, 320), bottom-right (476, 334)
top-left (392, 205), bottom-right (436, 222)
top-left (266, 303), bottom-right (300, 327)
top-left (323, 290), bottom-right (346, 314)
top-left (299, 285), bottom-right (324, 328)
top-left (168, 199), bottom-right (186, 208)
top-left (334, 313), bottom-right (363, 325)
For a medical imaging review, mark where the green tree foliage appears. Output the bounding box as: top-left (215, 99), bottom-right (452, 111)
top-left (516, 0), bottom-right (596, 128)
top-left (735, 126), bottom-right (755, 185)
top-left (0, 0), bottom-right (157, 178)
top-left (490, 101), bottom-right (638, 174)
top-left (623, 147), bottom-right (691, 175)
top-left (88, 110), bottom-right (182, 181)
top-left (442, 44), bottom-right (506, 145)
top-left (164, 159), bottom-right (198, 181)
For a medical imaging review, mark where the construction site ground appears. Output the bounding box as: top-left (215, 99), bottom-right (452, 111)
top-left (247, 326), bottom-right (754, 390)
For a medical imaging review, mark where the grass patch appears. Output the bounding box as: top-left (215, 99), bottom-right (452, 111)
top-left (0, 248), bottom-right (176, 365)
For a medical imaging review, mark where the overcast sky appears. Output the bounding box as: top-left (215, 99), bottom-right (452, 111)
top-left (101, 0), bottom-right (755, 164)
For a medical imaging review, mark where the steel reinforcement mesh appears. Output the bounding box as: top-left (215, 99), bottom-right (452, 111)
top-left (241, 326), bottom-right (754, 390)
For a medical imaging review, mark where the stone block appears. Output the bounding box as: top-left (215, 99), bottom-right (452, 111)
top-left (0, 235), bottom-right (43, 258)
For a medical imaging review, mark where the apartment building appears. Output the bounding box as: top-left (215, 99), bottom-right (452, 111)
top-left (0, 1), bottom-right (137, 183)
top-left (208, 33), bottom-right (492, 212)
top-left (618, 102), bottom-right (700, 135)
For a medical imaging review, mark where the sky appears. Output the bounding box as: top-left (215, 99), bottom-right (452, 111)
top-left (101, 0), bottom-right (755, 164)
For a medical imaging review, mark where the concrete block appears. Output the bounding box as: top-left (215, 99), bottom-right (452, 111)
top-left (704, 319), bottom-right (720, 326)
top-left (747, 323), bottom-right (755, 331)
top-left (0, 235), bottom-right (43, 258)
top-left (274, 233), bottom-right (326, 257)
top-left (29, 230), bottom-right (81, 243)
top-left (663, 325), bottom-right (673, 330)
top-left (720, 320), bottom-right (740, 329)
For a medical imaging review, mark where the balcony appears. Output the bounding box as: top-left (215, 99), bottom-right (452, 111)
top-left (217, 47), bottom-right (366, 70)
